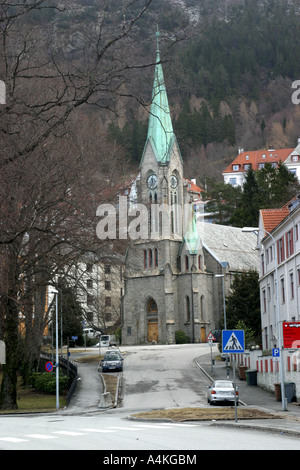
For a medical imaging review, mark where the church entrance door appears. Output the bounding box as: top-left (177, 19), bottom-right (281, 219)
top-left (147, 299), bottom-right (158, 343)
top-left (147, 319), bottom-right (159, 342)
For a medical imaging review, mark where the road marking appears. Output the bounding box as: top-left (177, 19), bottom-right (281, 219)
top-left (106, 426), bottom-right (141, 431)
top-left (133, 424), bottom-right (175, 429)
top-left (158, 423), bottom-right (197, 427)
top-left (25, 434), bottom-right (57, 440)
top-left (53, 431), bottom-right (86, 436)
top-left (0, 437), bottom-right (28, 442)
top-left (79, 428), bottom-right (115, 433)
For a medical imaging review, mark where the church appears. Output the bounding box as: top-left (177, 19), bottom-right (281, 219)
top-left (121, 33), bottom-right (258, 345)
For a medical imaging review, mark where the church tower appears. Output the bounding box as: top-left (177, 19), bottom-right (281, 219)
top-left (138, 28), bottom-right (184, 240)
top-left (122, 29), bottom-right (207, 346)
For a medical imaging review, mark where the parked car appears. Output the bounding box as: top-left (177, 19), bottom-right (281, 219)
top-left (95, 334), bottom-right (118, 348)
top-left (207, 380), bottom-right (239, 406)
top-left (101, 351), bottom-right (123, 372)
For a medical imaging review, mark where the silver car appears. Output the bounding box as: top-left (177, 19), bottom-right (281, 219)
top-left (207, 380), bottom-right (239, 406)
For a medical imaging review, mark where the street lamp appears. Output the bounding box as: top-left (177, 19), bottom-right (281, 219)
top-left (215, 274), bottom-right (229, 378)
top-left (242, 227), bottom-right (287, 411)
top-left (50, 288), bottom-right (59, 411)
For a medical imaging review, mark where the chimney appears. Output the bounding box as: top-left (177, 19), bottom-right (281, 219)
top-left (238, 147), bottom-right (244, 154)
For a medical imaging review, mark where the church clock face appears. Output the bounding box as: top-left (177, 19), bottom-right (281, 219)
top-left (147, 174), bottom-right (158, 189)
top-left (170, 175), bottom-right (178, 189)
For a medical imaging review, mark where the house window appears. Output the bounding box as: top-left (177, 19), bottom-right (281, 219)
top-left (86, 263), bottom-right (93, 273)
top-left (277, 237), bottom-right (285, 263)
top-left (233, 164), bottom-right (239, 171)
top-left (105, 312), bottom-right (112, 322)
top-left (105, 281), bottom-right (111, 290)
top-left (104, 265), bottom-right (111, 274)
top-left (87, 294), bottom-right (94, 306)
top-left (262, 290), bottom-right (266, 313)
top-left (281, 278), bottom-right (285, 304)
top-left (261, 254), bottom-right (265, 276)
top-left (244, 164), bottom-right (250, 170)
top-left (286, 229), bottom-right (294, 258)
top-left (292, 155), bottom-right (299, 162)
top-left (290, 273), bottom-right (295, 300)
top-left (87, 279), bottom-right (93, 289)
top-left (258, 163), bottom-right (265, 169)
top-left (229, 177), bottom-right (237, 185)
top-left (144, 250), bottom-right (148, 269)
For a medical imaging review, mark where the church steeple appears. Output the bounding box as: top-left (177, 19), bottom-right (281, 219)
top-left (146, 27), bottom-right (175, 164)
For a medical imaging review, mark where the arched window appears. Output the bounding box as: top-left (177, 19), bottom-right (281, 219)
top-left (185, 296), bottom-right (190, 322)
top-left (185, 255), bottom-right (189, 271)
top-left (147, 299), bottom-right (158, 315)
top-left (200, 295), bottom-right (205, 321)
top-left (149, 249), bottom-right (153, 267)
top-left (198, 255), bottom-right (202, 270)
top-left (144, 250), bottom-right (148, 269)
top-left (154, 248), bottom-right (158, 267)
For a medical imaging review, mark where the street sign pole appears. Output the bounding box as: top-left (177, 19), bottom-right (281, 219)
top-left (222, 330), bottom-right (245, 423)
top-left (233, 355), bottom-right (237, 423)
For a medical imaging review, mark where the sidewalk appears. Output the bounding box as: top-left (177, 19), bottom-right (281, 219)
top-left (199, 353), bottom-right (300, 436)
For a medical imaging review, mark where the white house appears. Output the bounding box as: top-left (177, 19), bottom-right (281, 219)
top-left (223, 140), bottom-right (300, 187)
top-left (239, 196), bottom-right (300, 401)
top-left (258, 197), bottom-right (300, 350)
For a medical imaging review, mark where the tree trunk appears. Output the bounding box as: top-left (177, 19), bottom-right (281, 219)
top-left (0, 295), bottom-right (19, 410)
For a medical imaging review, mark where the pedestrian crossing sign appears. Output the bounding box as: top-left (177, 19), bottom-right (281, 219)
top-left (222, 330), bottom-right (244, 353)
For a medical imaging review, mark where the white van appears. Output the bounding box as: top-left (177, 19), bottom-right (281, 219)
top-left (83, 328), bottom-right (98, 338)
top-left (100, 334), bottom-right (110, 347)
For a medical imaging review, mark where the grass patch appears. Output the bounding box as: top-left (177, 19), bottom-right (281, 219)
top-left (102, 374), bottom-right (118, 399)
top-left (0, 373), bottom-right (67, 414)
top-left (131, 407), bottom-right (281, 422)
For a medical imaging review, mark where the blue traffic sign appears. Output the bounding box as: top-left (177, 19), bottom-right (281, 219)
top-left (272, 348), bottom-right (280, 358)
top-left (222, 330), bottom-right (245, 353)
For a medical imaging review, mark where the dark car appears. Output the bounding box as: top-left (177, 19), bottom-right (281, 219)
top-left (101, 351), bottom-right (123, 372)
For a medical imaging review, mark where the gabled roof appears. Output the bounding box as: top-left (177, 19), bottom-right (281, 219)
top-left (184, 179), bottom-right (204, 195)
top-left (197, 222), bottom-right (258, 272)
top-left (223, 148), bottom-right (294, 174)
top-left (260, 208), bottom-right (290, 234)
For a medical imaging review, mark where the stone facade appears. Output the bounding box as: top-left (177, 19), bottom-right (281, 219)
top-left (121, 38), bottom-right (258, 345)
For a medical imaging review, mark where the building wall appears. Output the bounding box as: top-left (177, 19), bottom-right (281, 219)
top-left (259, 205), bottom-right (300, 351)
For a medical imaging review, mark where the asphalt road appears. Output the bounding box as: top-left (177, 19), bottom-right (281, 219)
top-left (1, 344), bottom-right (300, 450)
top-left (120, 343), bottom-right (213, 412)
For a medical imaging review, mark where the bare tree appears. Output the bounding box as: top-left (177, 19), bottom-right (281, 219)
top-left (0, 0), bottom-right (155, 409)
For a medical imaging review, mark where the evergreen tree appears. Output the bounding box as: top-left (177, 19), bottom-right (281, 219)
top-left (225, 271), bottom-right (261, 345)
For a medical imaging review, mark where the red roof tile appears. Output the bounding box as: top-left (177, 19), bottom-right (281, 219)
top-left (185, 178), bottom-right (204, 194)
top-left (223, 148), bottom-right (294, 173)
top-left (260, 208), bottom-right (289, 233)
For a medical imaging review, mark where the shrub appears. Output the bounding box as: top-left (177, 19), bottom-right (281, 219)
top-left (32, 372), bottom-right (69, 394)
top-left (175, 330), bottom-right (190, 344)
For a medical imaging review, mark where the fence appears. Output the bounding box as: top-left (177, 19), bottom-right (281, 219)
top-left (229, 349), bottom-right (300, 400)
top-left (39, 353), bottom-right (78, 404)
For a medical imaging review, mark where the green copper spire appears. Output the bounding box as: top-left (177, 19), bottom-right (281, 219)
top-left (184, 204), bottom-right (201, 255)
top-left (146, 26), bottom-right (175, 163)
